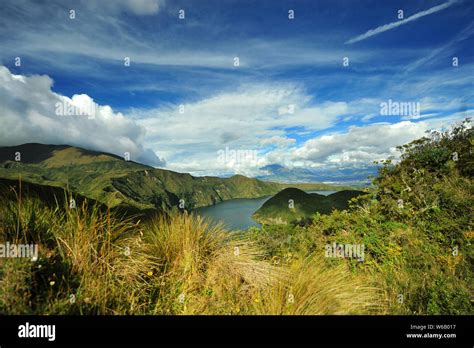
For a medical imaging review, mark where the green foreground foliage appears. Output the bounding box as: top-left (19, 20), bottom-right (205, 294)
top-left (0, 197), bottom-right (380, 314)
top-left (0, 119), bottom-right (472, 314)
top-left (247, 119), bottom-right (473, 314)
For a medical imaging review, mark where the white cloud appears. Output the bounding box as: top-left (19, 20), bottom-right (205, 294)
top-left (1, 65), bottom-right (467, 178)
top-left (260, 136), bottom-right (296, 147)
top-left (0, 66), bottom-right (164, 166)
top-left (134, 84), bottom-right (348, 175)
top-left (293, 121), bottom-right (421, 164)
top-left (346, 0), bottom-right (459, 44)
top-left (133, 83), bottom-right (468, 176)
top-left (292, 117), bottom-right (465, 167)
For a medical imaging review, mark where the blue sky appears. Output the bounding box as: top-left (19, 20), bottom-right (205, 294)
top-left (0, 0), bottom-right (472, 180)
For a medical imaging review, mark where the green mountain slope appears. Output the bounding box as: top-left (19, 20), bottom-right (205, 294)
top-left (252, 187), bottom-right (365, 225)
top-left (0, 144), bottom-right (353, 213)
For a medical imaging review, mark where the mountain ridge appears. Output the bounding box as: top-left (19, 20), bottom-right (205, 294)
top-left (0, 143), bottom-right (355, 213)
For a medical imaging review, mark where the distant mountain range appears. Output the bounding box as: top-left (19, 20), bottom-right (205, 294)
top-left (0, 144), bottom-right (356, 214)
top-left (257, 164), bottom-right (378, 185)
top-left (252, 187), bottom-right (366, 225)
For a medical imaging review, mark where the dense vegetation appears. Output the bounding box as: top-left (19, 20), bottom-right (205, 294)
top-left (246, 119), bottom-right (473, 314)
top-left (0, 194), bottom-right (379, 314)
top-left (0, 119), bottom-right (471, 314)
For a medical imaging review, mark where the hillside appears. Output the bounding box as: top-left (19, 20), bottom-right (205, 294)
top-left (0, 144), bottom-right (351, 212)
top-left (252, 187), bottom-right (365, 225)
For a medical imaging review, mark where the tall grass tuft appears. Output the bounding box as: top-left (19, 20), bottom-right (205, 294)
top-left (0, 189), bottom-right (383, 315)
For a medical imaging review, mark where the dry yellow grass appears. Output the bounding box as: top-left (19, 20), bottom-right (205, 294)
top-left (0, 193), bottom-right (384, 315)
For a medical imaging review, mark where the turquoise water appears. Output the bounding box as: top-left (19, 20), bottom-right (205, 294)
top-left (194, 190), bottom-right (336, 231)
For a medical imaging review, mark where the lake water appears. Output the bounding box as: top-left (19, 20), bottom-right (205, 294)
top-left (193, 190), bottom-right (336, 231)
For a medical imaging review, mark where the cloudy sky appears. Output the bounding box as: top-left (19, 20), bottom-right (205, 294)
top-left (0, 0), bottom-right (472, 180)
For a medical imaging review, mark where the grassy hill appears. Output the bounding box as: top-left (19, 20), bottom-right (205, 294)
top-left (252, 187), bottom-right (365, 225)
top-left (0, 143), bottom-right (352, 213)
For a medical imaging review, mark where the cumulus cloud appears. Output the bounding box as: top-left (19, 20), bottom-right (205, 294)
top-left (134, 84), bottom-right (347, 175)
top-left (1, 66), bottom-right (464, 177)
top-left (0, 66), bottom-right (164, 166)
top-left (292, 121), bottom-right (440, 167)
top-left (133, 83), bottom-right (466, 176)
